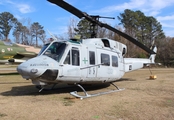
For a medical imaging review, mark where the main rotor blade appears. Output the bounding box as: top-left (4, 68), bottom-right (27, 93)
top-left (47, 0), bottom-right (156, 54)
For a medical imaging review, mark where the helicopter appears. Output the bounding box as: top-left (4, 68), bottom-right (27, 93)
top-left (17, 0), bottom-right (157, 99)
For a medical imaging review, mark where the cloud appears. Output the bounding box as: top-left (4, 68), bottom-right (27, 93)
top-left (2, 0), bottom-right (34, 14)
top-left (91, 0), bottom-right (174, 16)
top-left (90, 0), bottom-right (145, 14)
top-left (56, 17), bottom-right (69, 22)
top-left (157, 15), bottom-right (174, 36)
top-left (16, 4), bottom-right (33, 14)
top-left (46, 25), bottom-right (69, 39)
top-left (158, 16), bottom-right (174, 37)
top-left (149, 0), bottom-right (174, 10)
top-left (14, 14), bottom-right (23, 20)
top-left (163, 27), bottom-right (174, 37)
top-left (157, 15), bottom-right (174, 21)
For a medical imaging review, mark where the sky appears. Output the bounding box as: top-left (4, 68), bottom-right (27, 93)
top-left (0, 0), bottom-right (174, 40)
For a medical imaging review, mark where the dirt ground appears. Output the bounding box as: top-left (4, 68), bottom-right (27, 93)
top-left (0, 68), bottom-right (174, 120)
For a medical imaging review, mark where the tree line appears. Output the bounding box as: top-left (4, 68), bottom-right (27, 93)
top-left (68, 9), bottom-right (174, 67)
top-left (0, 12), bottom-right (46, 47)
top-left (0, 10), bottom-right (174, 67)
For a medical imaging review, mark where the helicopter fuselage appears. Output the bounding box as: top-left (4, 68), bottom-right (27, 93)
top-left (17, 38), bottom-right (128, 86)
top-left (17, 38), bottom-right (156, 87)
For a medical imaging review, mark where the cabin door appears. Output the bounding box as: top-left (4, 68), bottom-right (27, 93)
top-left (61, 46), bottom-right (81, 79)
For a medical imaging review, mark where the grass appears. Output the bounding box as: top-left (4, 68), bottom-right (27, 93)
top-left (0, 64), bottom-right (18, 68)
top-left (62, 97), bottom-right (76, 106)
top-left (0, 68), bottom-right (174, 120)
top-left (0, 113), bottom-right (7, 117)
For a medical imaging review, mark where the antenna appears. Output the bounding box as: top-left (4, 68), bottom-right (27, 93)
top-left (47, 29), bottom-right (58, 41)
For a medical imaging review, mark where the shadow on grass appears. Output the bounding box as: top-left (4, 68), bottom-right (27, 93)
top-left (117, 78), bottom-right (136, 81)
top-left (0, 77), bottom-right (135, 97)
top-left (0, 83), bottom-right (111, 97)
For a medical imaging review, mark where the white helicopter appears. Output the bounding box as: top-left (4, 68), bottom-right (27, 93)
top-left (17, 0), bottom-right (157, 99)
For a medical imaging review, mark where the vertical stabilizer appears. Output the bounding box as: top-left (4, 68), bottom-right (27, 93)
top-left (149, 46), bottom-right (157, 63)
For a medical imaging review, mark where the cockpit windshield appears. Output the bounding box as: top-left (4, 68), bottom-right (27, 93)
top-left (39, 42), bottom-right (66, 62)
top-left (38, 43), bottom-right (50, 55)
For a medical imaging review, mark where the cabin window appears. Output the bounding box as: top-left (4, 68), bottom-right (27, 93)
top-left (101, 53), bottom-right (110, 66)
top-left (89, 51), bottom-right (95, 65)
top-left (72, 47), bottom-right (79, 66)
top-left (112, 55), bottom-right (118, 67)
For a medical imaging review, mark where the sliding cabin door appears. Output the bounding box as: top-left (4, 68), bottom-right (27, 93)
top-left (96, 49), bottom-right (120, 82)
top-left (96, 49), bottom-right (111, 81)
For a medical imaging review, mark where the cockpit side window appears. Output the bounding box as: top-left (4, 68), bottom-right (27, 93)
top-left (63, 47), bottom-right (80, 66)
top-left (64, 51), bottom-right (70, 64)
top-left (72, 47), bottom-right (79, 66)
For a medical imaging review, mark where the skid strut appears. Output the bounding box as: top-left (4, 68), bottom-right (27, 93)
top-left (36, 84), bottom-right (57, 92)
top-left (70, 82), bottom-right (125, 99)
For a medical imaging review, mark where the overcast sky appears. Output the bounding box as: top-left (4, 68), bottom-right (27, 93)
top-left (0, 0), bottom-right (174, 39)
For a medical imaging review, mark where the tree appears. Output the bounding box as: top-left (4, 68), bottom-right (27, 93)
top-left (0, 34), bottom-right (2, 40)
top-left (0, 12), bottom-right (18, 41)
top-left (39, 30), bottom-right (46, 44)
top-left (67, 17), bottom-right (78, 38)
top-left (13, 22), bottom-right (30, 44)
top-left (118, 9), bottom-right (137, 38)
top-left (30, 22), bottom-right (45, 47)
top-left (117, 9), bottom-right (165, 57)
top-left (13, 22), bottom-right (21, 43)
top-left (145, 17), bottom-right (165, 47)
top-left (117, 9), bottom-right (138, 57)
top-left (13, 20), bottom-right (46, 46)
top-left (74, 18), bottom-right (116, 39)
top-left (156, 37), bottom-right (174, 67)
top-left (74, 18), bottom-right (93, 39)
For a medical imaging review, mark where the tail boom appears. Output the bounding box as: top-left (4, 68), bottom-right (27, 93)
top-left (124, 46), bottom-right (157, 72)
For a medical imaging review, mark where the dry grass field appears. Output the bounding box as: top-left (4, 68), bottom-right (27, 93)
top-left (0, 68), bottom-right (174, 120)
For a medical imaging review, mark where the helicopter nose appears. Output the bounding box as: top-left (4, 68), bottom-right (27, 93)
top-left (17, 63), bottom-right (39, 80)
top-left (17, 64), bottom-right (28, 79)
top-left (17, 55), bottom-right (59, 80)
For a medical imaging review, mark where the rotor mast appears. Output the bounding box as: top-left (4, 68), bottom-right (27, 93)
top-left (89, 16), bottom-right (115, 38)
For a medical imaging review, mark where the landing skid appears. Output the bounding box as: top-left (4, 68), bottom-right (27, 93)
top-left (70, 83), bottom-right (125, 99)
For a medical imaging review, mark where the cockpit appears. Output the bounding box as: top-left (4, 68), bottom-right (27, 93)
top-left (38, 41), bottom-right (66, 62)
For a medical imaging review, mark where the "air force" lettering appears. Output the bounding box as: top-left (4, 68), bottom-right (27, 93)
top-left (30, 64), bottom-right (49, 66)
